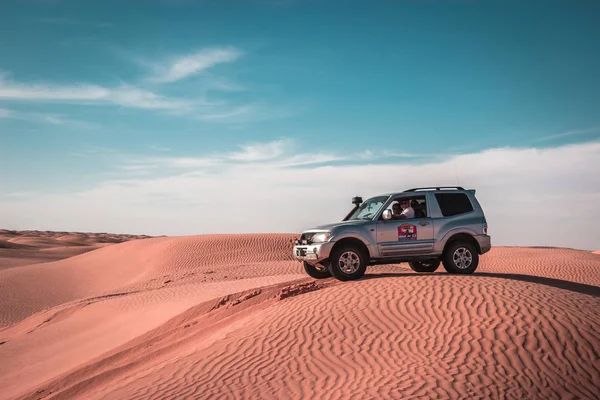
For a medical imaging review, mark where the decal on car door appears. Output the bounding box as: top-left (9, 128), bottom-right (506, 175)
top-left (398, 223), bottom-right (417, 240)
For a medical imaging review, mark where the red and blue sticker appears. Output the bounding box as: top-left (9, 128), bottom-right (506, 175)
top-left (398, 223), bottom-right (417, 240)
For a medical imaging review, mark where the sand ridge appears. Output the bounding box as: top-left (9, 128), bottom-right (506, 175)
top-left (0, 232), bottom-right (599, 399)
top-left (0, 229), bottom-right (152, 269)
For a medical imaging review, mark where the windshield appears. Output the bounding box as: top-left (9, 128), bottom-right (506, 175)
top-left (346, 196), bottom-right (389, 220)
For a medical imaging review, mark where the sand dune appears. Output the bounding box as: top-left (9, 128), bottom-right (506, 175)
top-left (0, 233), bottom-right (299, 326)
top-left (68, 276), bottom-right (597, 400)
top-left (0, 230), bottom-right (151, 269)
top-left (0, 233), bottom-right (598, 400)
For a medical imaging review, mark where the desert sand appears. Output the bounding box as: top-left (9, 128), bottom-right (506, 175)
top-left (0, 229), bottom-right (152, 270)
top-left (0, 231), bottom-right (599, 400)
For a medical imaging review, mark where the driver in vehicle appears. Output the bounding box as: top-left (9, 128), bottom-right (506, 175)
top-left (393, 199), bottom-right (415, 219)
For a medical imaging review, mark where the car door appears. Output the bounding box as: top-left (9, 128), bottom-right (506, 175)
top-left (376, 195), bottom-right (434, 258)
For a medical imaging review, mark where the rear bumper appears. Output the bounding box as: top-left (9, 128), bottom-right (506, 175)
top-left (293, 241), bottom-right (335, 264)
top-left (475, 234), bottom-right (491, 254)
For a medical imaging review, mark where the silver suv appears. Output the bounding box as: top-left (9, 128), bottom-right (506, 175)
top-left (293, 186), bottom-right (491, 281)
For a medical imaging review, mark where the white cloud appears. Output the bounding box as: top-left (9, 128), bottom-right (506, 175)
top-left (0, 79), bottom-right (192, 111)
top-left (109, 85), bottom-right (192, 110)
top-left (2, 140), bottom-right (599, 251)
top-left (150, 47), bottom-right (243, 83)
top-left (228, 138), bottom-right (292, 161)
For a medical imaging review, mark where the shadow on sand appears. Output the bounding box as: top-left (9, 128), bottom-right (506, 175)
top-left (361, 271), bottom-right (600, 298)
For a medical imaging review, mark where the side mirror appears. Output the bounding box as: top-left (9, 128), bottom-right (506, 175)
top-left (382, 209), bottom-right (392, 220)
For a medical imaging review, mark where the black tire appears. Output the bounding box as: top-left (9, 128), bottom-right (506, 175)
top-left (442, 241), bottom-right (479, 274)
top-left (303, 261), bottom-right (331, 279)
top-left (408, 259), bottom-right (440, 273)
top-left (328, 243), bottom-right (368, 281)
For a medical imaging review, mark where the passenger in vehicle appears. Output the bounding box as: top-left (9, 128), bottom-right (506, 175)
top-left (412, 199), bottom-right (426, 218)
top-left (392, 203), bottom-right (402, 218)
top-left (393, 199), bottom-right (415, 219)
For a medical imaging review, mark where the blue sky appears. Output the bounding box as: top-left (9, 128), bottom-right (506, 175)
top-left (1, 0), bottom-right (599, 249)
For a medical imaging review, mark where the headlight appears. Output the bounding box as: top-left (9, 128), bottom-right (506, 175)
top-left (311, 232), bottom-right (331, 243)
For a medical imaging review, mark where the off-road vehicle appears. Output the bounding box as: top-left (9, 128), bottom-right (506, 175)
top-left (293, 186), bottom-right (491, 281)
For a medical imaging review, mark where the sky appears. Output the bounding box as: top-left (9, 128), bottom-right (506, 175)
top-left (1, 0), bottom-right (599, 250)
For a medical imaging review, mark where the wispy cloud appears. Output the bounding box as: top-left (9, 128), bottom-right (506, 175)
top-left (70, 146), bottom-right (120, 158)
top-left (109, 85), bottom-right (193, 110)
top-left (121, 138), bottom-right (342, 174)
top-left (149, 47), bottom-right (243, 83)
top-left (228, 138), bottom-right (292, 161)
top-left (136, 156), bottom-right (218, 169)
top-left (37, 113), bottom-right (93, 128)
top-left (0, 43), bottom-right (292, 124)
top-left (0, 63), bottom-right (289, 123)
top-left (0, 108), bottom-right (92, 128)
top-left (150, 144), bottom-right (171, 152)
top-left (271, 153), bottom-right (346, 167)
top-left (355, 150), bottom-right (374, 159)
top-left (194, 103), bottom-right (294, 124)
top-left (0, 78), bottom-right (193, 111)
top-left (533, 126), bottom-right (600, 142)
top-left (118, 138), bottom-right (463, 176)
top-left (383, 151), bottom-right (424, 157)
top-left (196, 105), bottom-right (254, 121)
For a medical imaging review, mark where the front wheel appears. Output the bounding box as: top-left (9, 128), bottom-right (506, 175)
top-left (408, 259), bottom-right (440, 273)
top-left (328, 244), bottom-right (368, 281)
top-left (442, 241), bottom-right (479, 274)
top-left (303, 261), bottom-right (331, 279)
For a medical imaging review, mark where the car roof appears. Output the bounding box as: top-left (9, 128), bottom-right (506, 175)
top-left (376, 187), bottom-right (475, 198)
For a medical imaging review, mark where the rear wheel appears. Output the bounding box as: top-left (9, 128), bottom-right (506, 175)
top-left (328, 244), bottom-right (368, 281)
top-left (303, 261), bottom-right (331, 279)
top-left (408, 259), bottom-right (440, 273)
top-left (442, 241), bottom-right (479, 274)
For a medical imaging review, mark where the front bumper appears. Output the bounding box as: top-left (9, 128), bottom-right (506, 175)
top-left (475, 234), bottom-right (491, 254)
top-left (293, 241), bottom-right (335, 264)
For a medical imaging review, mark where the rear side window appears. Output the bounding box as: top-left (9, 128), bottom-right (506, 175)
top-left (435, 193), bottom-right (473, 217)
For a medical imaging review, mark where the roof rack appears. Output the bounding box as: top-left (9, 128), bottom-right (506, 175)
top-left (403, 186), bottom-right (465, 192)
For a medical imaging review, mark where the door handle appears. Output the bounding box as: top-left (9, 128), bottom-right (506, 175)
top-left (419, 221), bottom-right (429, 226)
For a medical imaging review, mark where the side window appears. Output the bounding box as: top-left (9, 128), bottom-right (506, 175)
top-left (435, 193), bottom-right (473, 217)
top-left (389, 196), bottom-right (427, 218)
top-left (411, 197), bottom-right (427, 218)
